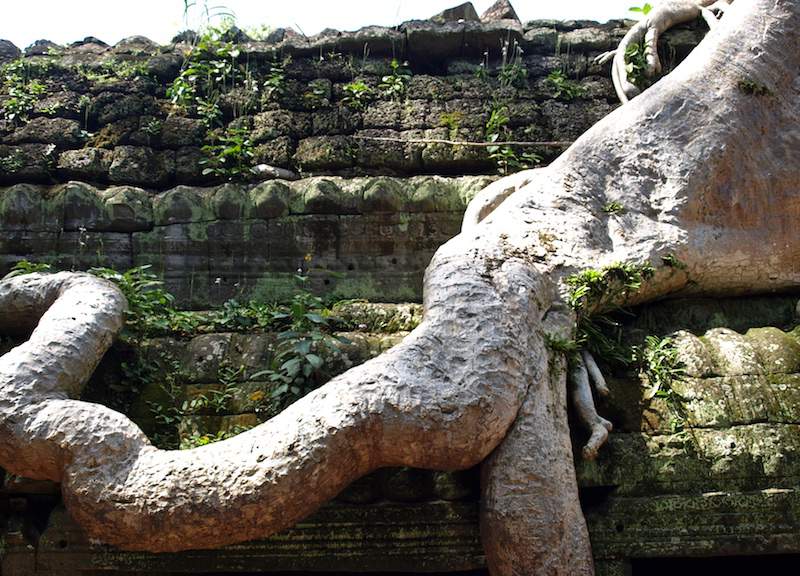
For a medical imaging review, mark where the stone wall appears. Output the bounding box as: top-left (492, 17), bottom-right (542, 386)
top-left (0, 18), bottom-right (640, 184)
top-left (0, 17), bottom-right (704, 306)
top-left (0, 177), bottom-right (491, 306)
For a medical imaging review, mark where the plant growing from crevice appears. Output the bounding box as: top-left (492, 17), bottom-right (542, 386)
top-left (141, 118), bottom-right (162, 145)
top-left (341, 80), bottom-right (373, 111)
top-left (602, 201), bottom-right (625, 215)
top-left (262, 57), bottom-right (290, 104)
top-left (302, 82), bottom-right (328, 110)
top-left (566, 262), bottom-right (655, 363)
top-left (167, 25), bottom-right (245, 127)
top-left (378, 58), bottom-right (411, 101)
top-left (181, 425), bottom-right (252, 449)
top-left (1, 59), bottom-right (47, 126)
top-left (545, 69), bottom-right (585, 101)
top-left (737, 78), bottom-right (773, 96)
top-left (76, 60), bottom-right (150, 85)
top-left (439, 111), bottom-right (463, 139)
top-left (0, 150), bottom-right (24, 174)
top-left (250, 275), bottom-right (348, 415)
top-left (181, 362), bottom-right (242, 417)
top-left (485, 102), bottom-right (541, 175)
top-left (544, 332), bottom-right (580, 358)
top-left (474, 50), bottom-right (490, 81)
top-left (498, 38), bottom-right (527, 91)
top-left (5, 259), bottom-right (52, 277)
top-left (78, 94), bottom-right (93, 132)
top-left (89, 265), bottom-right (183, 339)
top-left (200, 126), bottom-right (254, 180)
top-left (635, 335), bottom-right (688, 431)
top-left (661, 253), bottom-right (687, 270)
top-left (624, 40), bottom-right (650, 90)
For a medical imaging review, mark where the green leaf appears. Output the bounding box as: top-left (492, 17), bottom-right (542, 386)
top-left (250, 369), bottom-right (275, 380)
top-left (294, 340), bottom-right (312, 355)
top-left (281, 357), bottom-right (302, 376)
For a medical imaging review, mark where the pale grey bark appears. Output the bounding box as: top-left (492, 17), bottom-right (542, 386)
top-left (597, 0), bottom-right (735, 103)
top-left (0, 2), bottom-right (796, 575)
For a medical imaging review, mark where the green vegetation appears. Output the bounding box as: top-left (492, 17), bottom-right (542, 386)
top-left (0, 150), bottom-right (24, 174)
top-left (438, 110), bottom-right (463, 135)
top-left (250, 278), bottom-right (349, 414)
top-left (635, 335), bottom-right (688, 430)
top-left (200, 126), bottom-right (254, 180)
top-left (567, 262), bottom-right (655, 317)
top-left (475, 39), bottom-right (538, 175)
top-left (78, 94), bottom-right (92, 131)
top-left (628, 3), bottom-right (653, 17)
top-left (737, 78), bottom-right (773, 96)
top-left (141, 118), bottom-right (162, 145)
top-left (5, 260), bottom-right (52, 277)
top-left (341, 80), bottom-right (373, 111)
top-left (637, 335), bottom-right (685, 399)
top-left (485, 102), bottom-right (541, 175)
top-left (545, 70), bottom-right (585, 101)
top-left (602, 201), bottom-right (625, 215)
top-left (544, 332), bottom-right (580, 359)
top-left (167, 24), bottom-right (265, 128)
top-left (1, 59), bottom-right (47, 126)
top-left (76, 60), bottom-right (150, 85)
top-left (378, 59), bottom-right (411, 100)
top-left (661, 253), bottom-right (688, 270)
top-left (262, 57), bottom-right (289, 103)
top-left (185, 363), bottom-right (242, 415)
top-left (89, 265), bottom-right (191, 338)
top-left (79, 265), bottom-right (345, 340)
top-left (181, 425), bottom-right (251, 449)
top-left (5, 261), bottom-right (354, 449)
top-left (566, 262), bottom-right (655, 362)
top-left (559, 263), bottom-right (689, 427)
top-left (498, 39), bottom-right (528, 91)
top-left (474, 52), bottom-right (489, 82)
top-left (624, 40), bottom-right (650, 89)
top-left (302, 80), bottom-right (328, 110)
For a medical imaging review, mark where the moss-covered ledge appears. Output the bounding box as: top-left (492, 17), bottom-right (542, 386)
top-left (0, 176), bottom-right (494, 306)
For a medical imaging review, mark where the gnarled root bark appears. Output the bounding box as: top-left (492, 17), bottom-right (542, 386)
top-left (597, 0), bottom-right (734, 103)
top-left (0, 1), bottom-right (797, 574)
top-left (0, 254), bottom-right (570, 556)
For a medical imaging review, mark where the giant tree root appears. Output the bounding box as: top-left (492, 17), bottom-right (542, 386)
top-left (597, 0), bottom-right (734, 102)
top-left (0, 1), bottom-right (798, 574)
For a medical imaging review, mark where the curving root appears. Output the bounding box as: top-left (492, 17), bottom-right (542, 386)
top-left (596, 0), bottom-right (735, 103)
top-left (569, 351), bottom-right (613, 460)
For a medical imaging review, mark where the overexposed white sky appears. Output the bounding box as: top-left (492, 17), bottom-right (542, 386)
top-left (2, 1), bottom-right (639, 49)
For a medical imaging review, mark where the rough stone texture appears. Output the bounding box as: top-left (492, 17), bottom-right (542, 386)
top-left (0, 176), bottom-right (492, 306)
top-left (481, 0), bottom-right (520, 23)
top-left (430, 2), bottom-right (481, 24)
top-left (0, 144), bottom-right (57, 183)
top-left (0, 39), bottom-right (21, 62)
top-left (0, 19), bottom-right (704, 184)
top-left (57, 147), bottom-right (113, 181)
top-left (7, 117), bottom-right (83, 147)
top-left (108, 146), bottom-right (174, 187)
